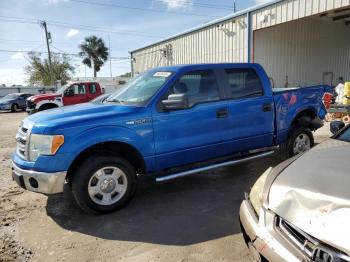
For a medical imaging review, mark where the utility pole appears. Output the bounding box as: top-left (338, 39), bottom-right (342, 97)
top-left (233, 1), bottom-right (236, 13)
top-left (108, 35), bottom-right (112, 78)
top-left (40, 21), bottom-right (54, 87)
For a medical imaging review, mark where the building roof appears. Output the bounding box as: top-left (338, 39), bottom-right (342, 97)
top-left (130, 0), bottom-right (284, 54)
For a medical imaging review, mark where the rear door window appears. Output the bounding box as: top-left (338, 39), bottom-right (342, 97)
top-left (169, 70), bottom-right (220, 107)
top-left (89, 84), bottom-right (97, 94)
top-left (223, 68), bottom-right (263, 99)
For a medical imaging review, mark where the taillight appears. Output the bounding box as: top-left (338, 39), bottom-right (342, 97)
top-left (322, 92), bottom-right (332, 109)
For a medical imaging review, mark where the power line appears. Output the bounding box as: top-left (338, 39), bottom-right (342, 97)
top-left (0, 38), bottom-right (131, 50)
top-left (151, 0), bottom-right (232, 10)
top-left (0, 38), bottom-right (42, 43)
top-left (0, 16), bottom-right (167, 38)
top-left (69, 0), bottom-right (220, 18)
top-left (0, 49), bottom-right (130, 60)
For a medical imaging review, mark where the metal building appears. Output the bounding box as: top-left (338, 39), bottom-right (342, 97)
top-left (130, 0), bottom-right (350, 88)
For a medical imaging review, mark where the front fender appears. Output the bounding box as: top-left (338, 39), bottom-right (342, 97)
top-left (35, 99), bottom-right (62, 109)
top-left (65, 125), bottom-right (154, 156)
top-left (60, 125), bottom-right (154, 169)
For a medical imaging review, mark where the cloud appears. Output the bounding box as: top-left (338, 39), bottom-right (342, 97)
top-left (42, 0), bottom-right (68, 4)
top-left (159, 0), bottom-right (193, 10)
top-left (0, 68), bottom-right (26, 86)
top-left (255, 0), bottom-right (273, 4)
top-left (11, 52), bottom-right (25, 60)
top-left (66, 29), bottom-right (79, 38)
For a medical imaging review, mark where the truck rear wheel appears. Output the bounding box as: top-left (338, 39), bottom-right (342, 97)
top-left (281, 127), bottom-right (314, 159)
top-left (72, 155), bottom-right (137, 214)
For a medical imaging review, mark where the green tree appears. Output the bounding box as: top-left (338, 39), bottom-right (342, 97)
top-left (79, 36), bottom-right (109, 78)
top-left (25, 53), bottom-right (74, 86)
top-left (119, 72), bottom-right (131, 78)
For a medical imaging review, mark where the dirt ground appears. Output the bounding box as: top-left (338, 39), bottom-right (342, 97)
top-left (0, 111), bottom-right (331, 262)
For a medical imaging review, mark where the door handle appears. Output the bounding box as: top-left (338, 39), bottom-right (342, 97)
top-left (216, 108), bottom-right (228, 118)
top-left (262, 103), bottom-right (272, 112)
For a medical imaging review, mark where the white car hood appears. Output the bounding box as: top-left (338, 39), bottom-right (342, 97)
top-left (268, 139), bottom-right (350, 255)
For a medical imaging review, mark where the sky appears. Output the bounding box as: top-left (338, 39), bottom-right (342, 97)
top-left (0, 0), bottom-right (271, 86)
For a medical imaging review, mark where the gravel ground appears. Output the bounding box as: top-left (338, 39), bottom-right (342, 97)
top-left (0, 111), bottom-right (331, 262)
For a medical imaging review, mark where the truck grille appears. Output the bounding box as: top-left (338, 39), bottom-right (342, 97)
top-left (276, 217), bottom-right (350, 262)
top-left (26, 100), bottom-right (35, 109)
top-left (16, 125), bottom-right (29, 160)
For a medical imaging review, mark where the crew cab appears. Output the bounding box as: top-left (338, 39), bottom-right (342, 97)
top-left (26, 81), bottom-right (104, 114)
top-left (12, 63), bottom-right (329, 214)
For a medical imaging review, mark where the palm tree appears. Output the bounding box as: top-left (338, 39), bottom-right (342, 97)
top-left (79, 36), bottom-right (109, 77)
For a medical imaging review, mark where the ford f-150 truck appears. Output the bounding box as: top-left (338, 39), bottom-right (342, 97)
top-left (26, 81), bottom-right (104, 114)
top-left (12, 63), bottom-right (329, 214)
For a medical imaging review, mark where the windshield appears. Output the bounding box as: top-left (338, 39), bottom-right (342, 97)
top-left (56, 85), bottom-right (68, 94)
top-left (3, 94), bottom-right (19, 100)
top-left (106, 71), bottom-right (173, 105)
top-left (336, 124), bottom-right (350, 142)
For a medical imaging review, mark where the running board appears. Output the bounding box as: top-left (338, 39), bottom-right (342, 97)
top-left (156, 150), bottom-right (274, 182)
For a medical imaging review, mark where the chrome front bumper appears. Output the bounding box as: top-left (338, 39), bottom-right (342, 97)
top-left (12, 162), bottom-right (66, 194)
top-left (239, 200), bottom-right (307, 262)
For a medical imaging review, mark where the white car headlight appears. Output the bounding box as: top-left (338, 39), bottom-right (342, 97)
top-left (249, 167), bottom-right (272, 216)
top-left (29, 134), bottom-right (64, 161)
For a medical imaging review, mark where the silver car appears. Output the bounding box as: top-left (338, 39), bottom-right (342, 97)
top-left (239, 121), bottom-right (350, 262)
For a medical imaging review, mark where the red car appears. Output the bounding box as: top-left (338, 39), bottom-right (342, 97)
top-left (26, 81), bottom-right (104, 114)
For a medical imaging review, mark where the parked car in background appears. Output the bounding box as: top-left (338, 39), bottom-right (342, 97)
top-left (0, 93), bottom-right (33, 112)
top-left (90, 93), bottom-right (111, 104)
top-left (12, 63), bottom-right (329, 214)
top-left (26, 81), bottom-right (104, 114)
top-left (239, 121), bottom-right (350, 261)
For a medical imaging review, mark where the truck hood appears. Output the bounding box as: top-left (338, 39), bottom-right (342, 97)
top-left (268, 139), bottom-right (350, 255)
top-left (24, 102), bottom-right (144, 133)
top-left (29, 93), bottom-right (61, 103)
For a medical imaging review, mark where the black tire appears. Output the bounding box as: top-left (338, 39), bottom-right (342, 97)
top-left (71, 155), bottom-right (137, 214)
top-left (11, 103), bottom-right (19, 112)
top-left (280, 126), bottom-right (314, 159)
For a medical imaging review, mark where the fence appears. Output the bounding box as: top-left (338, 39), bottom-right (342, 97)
top-left (0, 86), bottom-right (56, 98)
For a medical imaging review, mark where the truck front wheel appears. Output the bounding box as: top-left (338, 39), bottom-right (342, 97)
top-left (281, 127), bottom-right (314, 158)
top-left (72, 155), bottom-right (137, 214)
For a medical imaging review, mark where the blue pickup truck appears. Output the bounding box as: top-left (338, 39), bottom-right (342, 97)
top-left (12, 63), bottom-right (328, 214)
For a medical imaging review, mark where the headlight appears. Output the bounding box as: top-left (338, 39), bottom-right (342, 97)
top-left (29, 134), bottom-right (64, 161)
top-left (249, 167), bottom-right (272, 216)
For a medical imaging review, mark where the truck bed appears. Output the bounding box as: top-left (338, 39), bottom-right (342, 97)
top-left (272, 85), bottom-right (330, 144)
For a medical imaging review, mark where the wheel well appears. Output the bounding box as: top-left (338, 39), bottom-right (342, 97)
top-left (290, 109), bottom-right (316, 131)
top-left (66, 141), bottom-right (146, 184)
top-left (38, 103), bottom-right (58, 111)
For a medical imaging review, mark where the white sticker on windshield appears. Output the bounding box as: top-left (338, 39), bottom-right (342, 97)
top-left (153, 72), bottom-right (171, 77)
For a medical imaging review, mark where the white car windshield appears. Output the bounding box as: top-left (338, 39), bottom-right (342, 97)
top-left (107, 71), bottom-right (173, 105)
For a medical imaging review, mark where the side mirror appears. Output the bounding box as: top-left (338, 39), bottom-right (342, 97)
top-left (162, 93), bottom-right (189, 111)
top-left (330, 121), bottom-right (345, 134)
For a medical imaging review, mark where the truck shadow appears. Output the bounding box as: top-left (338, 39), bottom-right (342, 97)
top-left (46, 154), bottom-right (281, 246)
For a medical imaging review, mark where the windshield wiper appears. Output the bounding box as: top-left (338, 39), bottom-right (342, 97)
top-left (106, 99), bottom-right (125, 104)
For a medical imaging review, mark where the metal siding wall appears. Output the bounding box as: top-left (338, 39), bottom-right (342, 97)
top-left (131, 15), bottom-right (248, 74)
top-left (252, 0), bottom-right (350, 30)
top-left (254, 17), bottom-right (350, 87)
